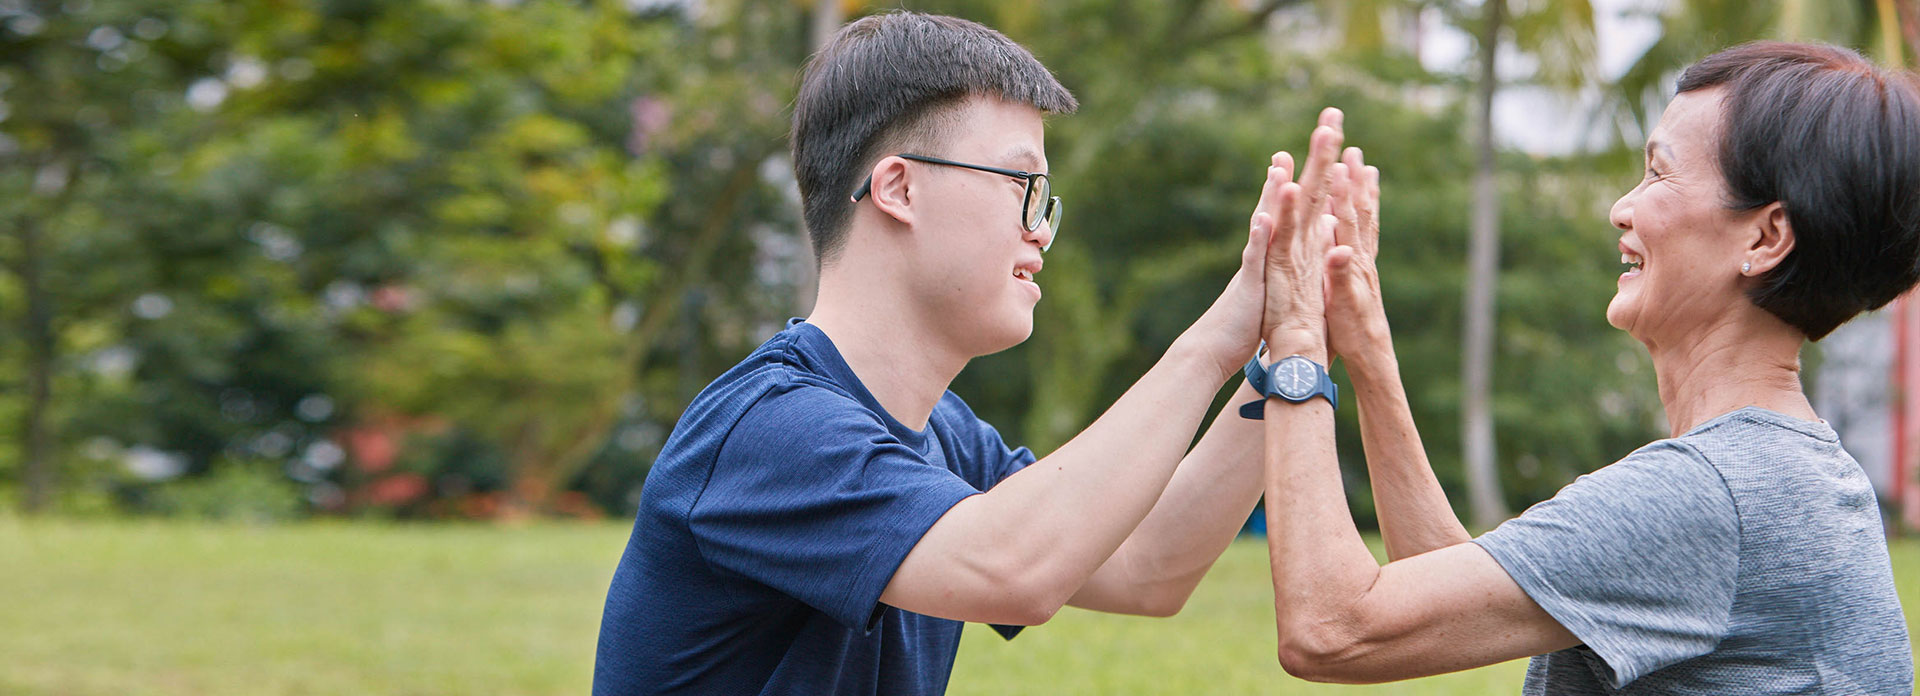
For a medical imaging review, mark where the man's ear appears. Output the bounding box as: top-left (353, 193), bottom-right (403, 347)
top-left (1743, 201), bottom-right (1794, 276)
top-left (867, 156), bottom-right (915, 226)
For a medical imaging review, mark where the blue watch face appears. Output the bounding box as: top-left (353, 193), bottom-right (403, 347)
top-left (1273, 357), bottom-right (1319, 399)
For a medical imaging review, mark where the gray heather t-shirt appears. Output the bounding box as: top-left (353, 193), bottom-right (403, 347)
top-left (1474, 407), bottom-right (1911, 694)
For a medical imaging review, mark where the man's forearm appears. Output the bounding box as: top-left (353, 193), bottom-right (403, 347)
top-left (888, 339), bottom-right (1231, 622)
top-left (1069, 379), bottom-right (1266, 614)
top-left (995, 341), bottom-right (1225, 576)
top-left (1346, 347), bottom-right (1470, 560)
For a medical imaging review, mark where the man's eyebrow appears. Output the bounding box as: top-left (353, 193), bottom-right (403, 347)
top-left (1001, 146), bottom-right (1043, 171)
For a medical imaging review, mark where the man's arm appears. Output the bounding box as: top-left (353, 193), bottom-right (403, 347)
top-left (877, 331), bottom-right (1228, 626)
top-left (879, 114), bottom-right (1352, 626)
top-left (1059, 109), bottom-right (1354, 618)
top-left (1061, 379), bottom-right (1264, 616)
top-left (1259, 155), bottom-right (1577, 683)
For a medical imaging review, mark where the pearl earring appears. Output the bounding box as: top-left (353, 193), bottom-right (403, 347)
top-left (1742, 262), bottom-right (1751, 274)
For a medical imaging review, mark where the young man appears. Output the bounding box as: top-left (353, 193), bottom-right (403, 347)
top-left (592, 11), bottom-right (1343, 695)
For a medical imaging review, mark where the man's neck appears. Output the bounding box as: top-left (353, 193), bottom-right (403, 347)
top-left (806, 264), bottom-right (970, 431)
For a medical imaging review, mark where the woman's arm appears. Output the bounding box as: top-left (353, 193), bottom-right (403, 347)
top-left (1258, 148), bottom-right (1577, 682)
top-left (1320, 150), bottom-right (1469, 559)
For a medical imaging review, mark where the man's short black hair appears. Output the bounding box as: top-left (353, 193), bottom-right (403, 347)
top-left (791, 11), bottom-right (1077, 265)
top-left (1676, 41), bottom-right (1920, 340)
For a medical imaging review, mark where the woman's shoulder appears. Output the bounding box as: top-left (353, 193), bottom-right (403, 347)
top-left (1680, 406), bottom-right (1839, 445)
top-left (1660, 406), bottom-right (1855, 484)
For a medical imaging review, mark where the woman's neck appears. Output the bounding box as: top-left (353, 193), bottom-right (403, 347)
top-left (1644, 311), bottom-right (1816, 437)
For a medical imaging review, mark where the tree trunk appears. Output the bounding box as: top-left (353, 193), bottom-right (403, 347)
top-left (18, 216), bottom-right (54, 514)
top-left (1895, 0), bottom-right (1920, 63)
top-left (810, 0), bottom-right (844, 51)
top-left (1875, 0), bottom-right (1905, 63)
top-left (790, 0), bottom-right (844, 317)
top-left (1462, 0), bottom-right (1510, 530)
top-left (1779, 0), bottom-right (1811, 39)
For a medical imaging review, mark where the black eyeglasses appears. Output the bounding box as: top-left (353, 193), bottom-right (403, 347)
top-left (851, 153), bottom-right (1062, 251)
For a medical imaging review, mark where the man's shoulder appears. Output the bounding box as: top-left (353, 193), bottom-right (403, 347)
top-left (642, 333), bottom-right (853, 467)
top-left (680, 350), bottom-right (887, 457)
top-left (681, 329), bottom-right (867, 427)
top-left (729, 376), bottom-right (888, 441)
top-left (637, 346), bottom-right (880, 519)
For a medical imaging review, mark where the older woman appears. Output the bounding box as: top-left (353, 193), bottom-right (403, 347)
top-left (1247, 42), bottom-right (1918, 693)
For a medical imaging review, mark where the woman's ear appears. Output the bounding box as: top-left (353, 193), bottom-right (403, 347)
top-left (866, 156), bottom-right (915, 227)
top-left (1743, 202), bottom-right (1794, 276)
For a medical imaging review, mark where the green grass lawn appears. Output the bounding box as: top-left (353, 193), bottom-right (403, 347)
top-left (2, 518), bottom-right (1916, 695)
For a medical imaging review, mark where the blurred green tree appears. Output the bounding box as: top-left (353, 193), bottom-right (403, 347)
top-left (0, 0), bottom-right (226, 513)
top-left (0, 0), bottom-right (812, 516)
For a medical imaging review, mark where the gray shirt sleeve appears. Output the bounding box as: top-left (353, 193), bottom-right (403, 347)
top-left (1472, 441), bottom-right (1740, 688)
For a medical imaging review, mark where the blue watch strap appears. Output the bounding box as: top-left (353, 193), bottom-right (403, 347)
top-left (1238, 397), bottom-right (1269, 420)
top-left (1243, 354), bottom-right (1270, 396)
top-left (1239, 354), bottom-right (1269, 419)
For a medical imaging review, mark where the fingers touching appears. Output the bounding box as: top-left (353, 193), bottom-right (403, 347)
top-left (1295, 111), bottom-right (1346, 223)
top-left (1341, 147), bottom-right (1381, 259)
top-left (1245, 212), bottom-right (1274, 270)
top-left (1252, 151), bottom-right (1295, 233)
top-left (1329, 163), bottom-right (1358, 250)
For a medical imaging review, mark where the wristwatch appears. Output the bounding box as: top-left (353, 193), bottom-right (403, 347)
top-left (1239, 349), bottom-right (1338, 419)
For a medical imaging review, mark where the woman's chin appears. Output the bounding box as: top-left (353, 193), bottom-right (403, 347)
top-left (1605, 296), bottom-right (1637, 334)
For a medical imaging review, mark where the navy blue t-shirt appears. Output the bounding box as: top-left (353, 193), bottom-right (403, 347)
top-left (595, 319), bottom-right (1036, 695)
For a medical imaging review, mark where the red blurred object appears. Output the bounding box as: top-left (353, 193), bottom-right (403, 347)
top-left (369, 284), bottom-right (418, 313)
top-left (458, 492), bottom-right (505, 520)
top-left (1894, 294), bottom-right (1920, 531)
top-left (339, 413), bottom-right (448, 474)
top-left (551, 491), bottom-right (603, 520)
top-left (365, 473), bottom-right (430, 506)
top-left (341, 426), bottom-right (398, 473)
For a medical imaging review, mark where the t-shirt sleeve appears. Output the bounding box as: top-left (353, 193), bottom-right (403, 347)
top-left (689, 383), bottom-right (984, 632)
top-left (936, 392), bottom-right (1037, 487)
top-left (932, 392), bottom-right (1037, 641)
top-left (1471, 441), bottom-right (1740, 688)
top-left (966, 414), bottom-right (1035, 487)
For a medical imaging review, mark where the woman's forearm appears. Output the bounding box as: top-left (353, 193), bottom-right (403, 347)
top-left (1346, 347), bottom-right (1471, 559)
top-left (1260, 336), bottom-right (1384, 672)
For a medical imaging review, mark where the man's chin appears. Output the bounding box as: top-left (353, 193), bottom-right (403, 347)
top-left (970, 316), bottom-right (1034, 357)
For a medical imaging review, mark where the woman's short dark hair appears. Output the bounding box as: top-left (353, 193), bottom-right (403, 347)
top-left (1676, 41), bottom-right (1920, 340)
top-left (790, 11), bottom-right (1077, 265)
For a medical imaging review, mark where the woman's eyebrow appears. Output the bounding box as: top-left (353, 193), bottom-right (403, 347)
top-left (1644, 139), bottom-right (1676, 163)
